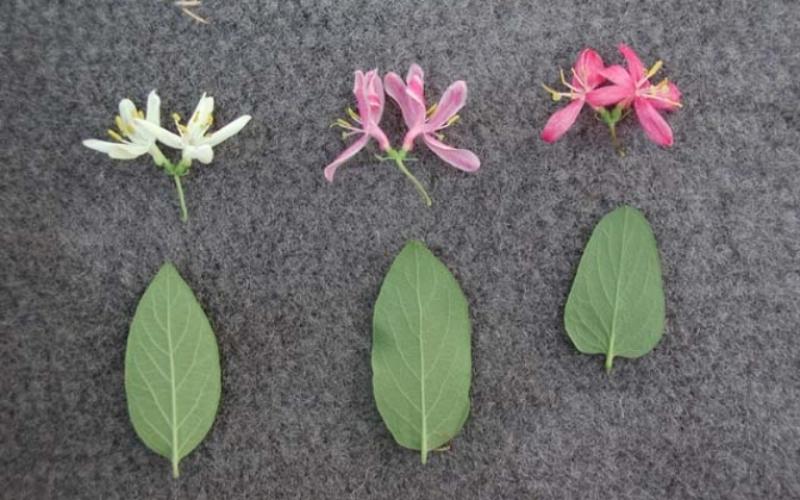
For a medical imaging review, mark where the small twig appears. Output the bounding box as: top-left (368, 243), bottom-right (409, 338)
top-left (174, 1), bottom-right (209, 24)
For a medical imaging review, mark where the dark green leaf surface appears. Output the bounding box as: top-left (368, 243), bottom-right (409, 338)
top-left (125, 262), bottom-right (221, 477)
top-left (565, 206), bottom-right (665, 372)
top-left (372, 240), bottom-right (471, 464)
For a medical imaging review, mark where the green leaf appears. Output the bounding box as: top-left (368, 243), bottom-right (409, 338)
top-left (125, 262), bottom-right (221, 477)
top-left (372, 240), bottom-right (472, 463)
top-left (565, 206), bottom-right (665, 372)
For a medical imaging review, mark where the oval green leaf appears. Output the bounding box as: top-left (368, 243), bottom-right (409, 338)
top-left (372, 240), bottom-right (472, 464)
top-left (565, 205), bottom-right (665, 372)
top-left (125, 262), bottom-right (221, 477)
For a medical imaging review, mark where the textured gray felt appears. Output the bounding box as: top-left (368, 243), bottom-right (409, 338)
top-left (2, 0), bottom-right (800, 498)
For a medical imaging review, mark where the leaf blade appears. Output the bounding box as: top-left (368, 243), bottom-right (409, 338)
top-left (125, 262), bottom-right (221, 477)
top-left (564, 206), bottom-right (665, 372)
top-left (372, 240), bottom-right (471, 463)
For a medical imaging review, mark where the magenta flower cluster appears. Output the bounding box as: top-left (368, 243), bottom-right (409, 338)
top-left (541, 44), bottom-right (682, 148)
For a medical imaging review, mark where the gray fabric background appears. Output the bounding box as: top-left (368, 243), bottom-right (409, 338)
top-left (2, 1), bottom-right (799, 498)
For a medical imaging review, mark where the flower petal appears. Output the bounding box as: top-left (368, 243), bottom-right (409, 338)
top-left (619, 43), bottom-right (645, 82)
top-left (353, 70), bottom-right (368, 119)
top-left (206, 115), bottom-right (251, 147)
top-left (634, 98), bottom-right (673, 146)
top-left (191, 93), bottom-right (214, 121)
top-left (574, 48), bottom-right (605, 89)
top-left (83, 139), bottom-right (148, 160)
top-left (365, 70), bottom-right (384, 117)
top-left (146, 90), bottom-right (160, 125)
top-left (406, 65), bottom-right (425, 109)
top-left (108, 143), bottom-right (150, 160)
top-left (184, 144), bottom-right (214, 164)
top-left (323, 134), bottom-right (370, 182)
top-left (385, 71), bottom-right (425, 128)
top-left (135, 119), bottom-right (184, 149)
top-left (426, 80), bottom-right (467, 131)
top-left (83, 139), bottom-right (116, 154)
top-left (599, 65), bottom-right (633, 87)
top-left (422, 134), bottom-right (480, 172)
top-left (540, 99), bottom-right (584, 143)
top-left (406, 64), bottom-right (424, 88)
top-left (119, 98), bottom-right (137, 124)
top-left (586, 85), bottom-right (633, 108)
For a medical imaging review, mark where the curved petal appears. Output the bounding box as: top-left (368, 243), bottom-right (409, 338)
top-left (323, 134), bottom-right (370, 182)
top-left (406, 64), bottom-right (424, 87)
top-left (108, 142), bottom-right (150, 160)
top-left (146, 90), bottom-right (161, 125)
top-left (83, 139), bottom-right (116, 154)
top-left (599, 65), bottom-right (633, 87)
top-left (135, 119), bottom-right (184, 149)
top-left (385, 71), bottom-right (425, 127)
top-left (83, 139), bottom-right (148, 160)
top-left (574, 48), bottom-right (605, 89)
top-left (406, 67), bottom-right (425, 109)
top-left (353, 70), bottom-right (368, 120)
top-left (586, 85), bottom-right (633, 108)
top-left (540, 99), bottom-right (584, 143)
top-left (634, 98), bottom-right (673, 146)
top-left (119, 98), bottom-right (137, 124)
top-left (184, 144), bottom-right (214, 164)
top-left (422, 134), bottom-right (480, 172)
top-left (619, 43), bottom-right (645, 82)
top-left (384, 72), bottom-right (410, 117)
top-left (426, 80), bottom-right (467, 131)
top-left (206, 115), bottom-right (251, 147)
top-left (365, 70), bottom-right (385, 123)
top-left (191, 93), bottom-right (214, 121)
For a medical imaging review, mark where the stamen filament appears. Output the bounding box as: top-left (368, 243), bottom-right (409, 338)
top-left (570, 67), bottom-right (588, 90)
top-left (542, 83), bottom-right (569, 101)
top-left (559, 69), bottom-right (580, 93)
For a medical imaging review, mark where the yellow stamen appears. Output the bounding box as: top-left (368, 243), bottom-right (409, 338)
top-left (559, 69), bottom-right (579, 91)
top-left (426, 103), bottom-right (438, 118)
top-left (107, 129), bottom-right (125, 142)
top-left (136, 109), bottom-right (145, 119)
top-left (173, 113), bottom-right (188, 136)
top-left (445, 115), bottom-right (460, 127)
top-left (542, 83), bottom-right (565, 101)
top-left (645, 60), bottom-right (663, 80)
top-left (346, 107), bottom-right (360, 122)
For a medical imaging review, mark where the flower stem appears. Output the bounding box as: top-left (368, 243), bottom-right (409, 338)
top-left (607, 122), bottom-right (626, 157)
top-left (386, 149), bottom-right (432, 206)
top-left (173, 175), bottom-right (188, 222)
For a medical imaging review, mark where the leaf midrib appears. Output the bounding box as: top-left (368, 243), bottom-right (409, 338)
top-left (607, 208), bottom-right (629, 370)
top-left (165, 274), bottom-right (179, 476)
top-left (414, 248), bottom-right (428, 463)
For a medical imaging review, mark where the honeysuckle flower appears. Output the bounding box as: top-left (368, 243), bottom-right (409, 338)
top-left (84, 90), bottom-right (252, 222)
top-left (587, 43), bottom-right (682, 146)
top-left (136, 93), bottom-right (252, 165)
top-left (384, 64), bottom-right (480, 172)
top-left (540, 48), bottom-right (606, 143)
top-left (324, 69), bottom-right (391, 182)
top-left (83, 90), bottom-right (167, 165)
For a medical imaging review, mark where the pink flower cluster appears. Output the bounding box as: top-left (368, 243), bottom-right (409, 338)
top-left (324, 65), bottom-right (479, 206)
top-left (541, 44), bottom-right (682, 148)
